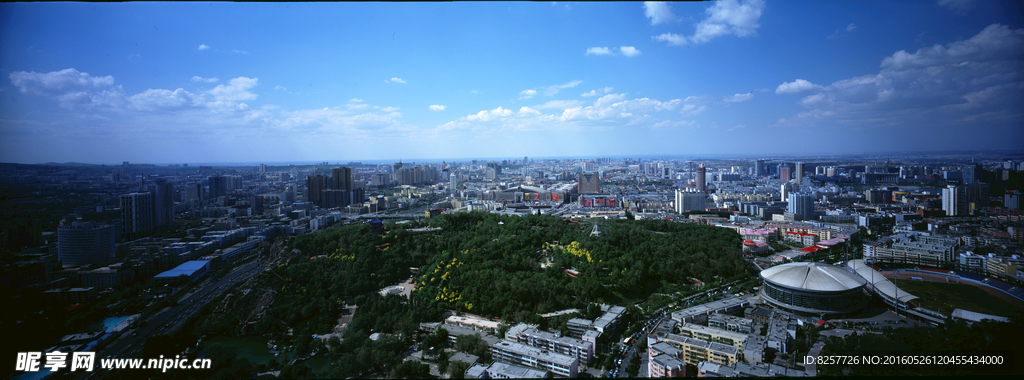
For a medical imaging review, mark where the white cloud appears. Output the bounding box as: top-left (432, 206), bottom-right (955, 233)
top-left (274, 85), bottom-right (287, 91)
top-left (643, 2), bottom-right (678, 25)
top-left (658, 0), bottom-right (764, 46)
top-left (520, 80), bottom-right (583, 99)
top-left (582, 87), bottom-right (614, 97)
top-left (378, 106), bottom-right (400, 113)
top-left (466, 106), bottom-right (514, 122)
top-left (938, 0), bottom-right (976, 11)
top-left (775, 79), bottom-right (824, 94)
top-left (724, 92), bottom-right (754, 102)
top-left (233, 49), bottom-right (249, 55)
top-left (534, 100), bottom-right (585, 110)
top-left (652, 33), bottom-right (687, 46)
top-left (191, 76), bottom-right (219, 83)
top-left (846, 23), bottom-right (857, 32)
top-left (198, 44), bottom-right (209, 51)
top-left (586, 47), bottom-right (614, 56)
top-left (349, 98), bottom-right (365, 103)
top-left (594, 93), bottom-right (627, 108)
top-left (9, 68), bottom-right (114, 95)
top-left (519, 89), bottom-right (538, 99)
top-left (620, 46), bottom-right (642, 57)
top-left (880, 23), bottom-right (1023, 71)
top-left (388, 77), bottom-right (407, 84)
top-left (207, 77), bottom-right (259, 102)
top-left (680, 104), bottom-right (707, 115)
top-left (429, 105), bottom-right (446, 111)
top-left (544, 80), bottom-right (582, 96)
top-left (518, 106), bottom-right (541, 116)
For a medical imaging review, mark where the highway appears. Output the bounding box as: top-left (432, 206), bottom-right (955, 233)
top-left (76, 261), bottom-right (259, 379)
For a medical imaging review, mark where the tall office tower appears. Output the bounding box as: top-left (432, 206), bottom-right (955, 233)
top-left (578, 172), bottom-right (600, 193)
top-left (787, 193), bottom-right (816, 221)
top-left (259, 163), bottom-right (267, 173)
top-left (585, 161), bottom-right (595, 172)
top-left (695, 164), bottom-right (707, 194)
top-left (147, 179), bottom-right (174, 228)
top-left (120, 192), bottom-right (154, 239)
top-left (662, 167), bottom-right (673, 180)
top-left (795, 162), bottom-right (805, 185)
top-left (253, 195), bottom-right (265, 215)
top-left (781, 182), bottom-right (797, 202)
top-left (58, 221), bottom-right (116, 268)
top-left (942, 185), bottom-right (968, 216)
top-left (779, 165), bottom-right (792, 181)
top-left (393, 161), bottom-right (404, 174)
top-left (524, 156), bottom-right (529, 164)
top-left (754, 159), bottom-right (765, 177)
top-left (332, 167), bottom-right (353, 191)
top-left (965, 182), bottom-right (991, 209)
top-left (307, 175), bottom-right (326, 205)
top-left (208, 174), bottom-right (227, 199)
top-left (185, 182), bottom-right (202, 202)
top-left (450, 173), bottom-right (457, 192)
top-left (675, 189), bottom-right (706, 213)
top-left (962, 164), bottom-right (981, 184)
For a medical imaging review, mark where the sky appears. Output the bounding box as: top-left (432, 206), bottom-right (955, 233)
top-left (1, 1), bottom-right (1022, 165)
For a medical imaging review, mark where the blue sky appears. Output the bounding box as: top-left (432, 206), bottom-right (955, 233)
top-left (1, 1), bottom-right (1021, 164)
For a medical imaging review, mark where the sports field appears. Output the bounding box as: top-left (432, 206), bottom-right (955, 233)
top-left (895, 280), bottom-right (1018, 318)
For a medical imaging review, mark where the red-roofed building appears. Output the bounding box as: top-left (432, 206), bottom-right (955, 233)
top-left (784, 231), bottom-right (820, 246)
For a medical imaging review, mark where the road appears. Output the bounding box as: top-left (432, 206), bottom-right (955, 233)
top-left (76, 261), bottom-right (260, 379)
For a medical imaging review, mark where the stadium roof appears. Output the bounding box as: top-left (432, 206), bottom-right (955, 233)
top-left (154, 260), bottom-right (210, 279)
top-left (760, 262), bottom-right (865, 292)
top-left (845, 260), bottom-right (919, 305)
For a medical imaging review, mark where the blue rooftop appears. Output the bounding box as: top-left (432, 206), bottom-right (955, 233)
top-left (154, 260), bottom-right (210, 279)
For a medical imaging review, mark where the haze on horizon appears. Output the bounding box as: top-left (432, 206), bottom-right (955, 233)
top-left (1, 1), bottom-right (1022, 165)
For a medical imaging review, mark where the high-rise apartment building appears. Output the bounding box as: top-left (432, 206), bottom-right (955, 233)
top-left (58, 222), bottom-right (116, 268)
top-left (787, 193), bottom-right (815, 221)
top-left (147, 179), bottom-right (174, 228)
top-left (754, 159), bottom-right (765, 177)
top-left (795, 162), bottom-right (805, 185)
top-left (779, 165), bottom-right (792, 181)
top-left (185, 182), bottom-right (202, 202)
top-left (780, 182), bottom-right (797, 203)
top-left (962, 164), bottom-right (981, 184)
top-left (696, 164), bottom-right (707, 194)
top-left (332, 167), bottom-right (353, 191)
top-left (120, 192), bottom-right (154, 239)
top-left (676, 189), bottom-right (706, 213)
top-left (942, 185), bottom-right (968, 216)
top-left (450, 173), bottom-right (457, 192)
top-left (208, 175), bottom-right (227, 199)
top-left (307, 175), bottom-right (326, 205)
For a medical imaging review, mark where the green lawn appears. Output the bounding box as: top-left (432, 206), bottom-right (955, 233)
top-left (895, 280), bottom-right (1018, 318)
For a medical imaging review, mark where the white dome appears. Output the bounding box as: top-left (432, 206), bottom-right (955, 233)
top-left (760, 262), bottom-right (866, 292)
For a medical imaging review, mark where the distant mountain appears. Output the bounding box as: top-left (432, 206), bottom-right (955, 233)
top-left (39, 162), bottom-right (101, 166)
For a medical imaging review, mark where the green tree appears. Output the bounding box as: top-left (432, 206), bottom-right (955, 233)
top-left (448, 360), bottom-right (471, 379)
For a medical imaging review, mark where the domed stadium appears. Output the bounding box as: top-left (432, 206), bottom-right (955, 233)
top-left (759, 262), bottom-right (868, 316)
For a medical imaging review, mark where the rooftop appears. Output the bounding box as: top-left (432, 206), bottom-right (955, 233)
top-left (760, 262), bottom-right (866, 292)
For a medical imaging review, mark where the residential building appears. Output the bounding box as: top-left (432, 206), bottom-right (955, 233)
top-left (58, 222), bottom-right (116, 268)
top-left (491, 340), bottom-right (579, 378)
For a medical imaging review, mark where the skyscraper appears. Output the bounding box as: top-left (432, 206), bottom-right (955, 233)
top-left (754, 159), bottom-right (765, 177)
top-left (208, 174), bottom-right (227, 199)
top-left (307, 175), bottom-right (326, 205)
top-left (942, 185), bottom-right (968, 216)
top-left (332, 167), bottom-right (353, 191)
top-left (779, 165), bottom-right (792, 181)
top-left (781, 182), bottom-right (797, 203)
top-left (147, 179), bottom-right (174, 229)
top-left (696, 164), bottom-right (707, 194)
top-left (58, 221), bottom-right (116, 268)
top-left (787, 193), bottom-right (815, 221)
top-left (450, 173), bottom-right (457, 193)
top-left (795, 162), bottom-right (805, 185)
top-left (120, 192), bottom-right (154, 239)
top-left (962, 164), bottom-right (981, 184)
top-left (185, 182), bottom-right (202, 202)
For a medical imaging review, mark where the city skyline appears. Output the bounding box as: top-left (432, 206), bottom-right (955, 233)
top-left (1, 1), bottom-right (1022, 165)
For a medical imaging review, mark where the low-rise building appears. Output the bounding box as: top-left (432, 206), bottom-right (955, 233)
top-left (483, 362), bottom-right (548, 379)
top-left (677, 323), bottom-right (748, 347)
top-left (508, 326), bottom-right (594, 366)
top-left (662, 334), bottom-right (738, 367)
top-left (491, 339), bottom-right (579, 378)
top-left (708, 314), bottom-right (755, 334)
